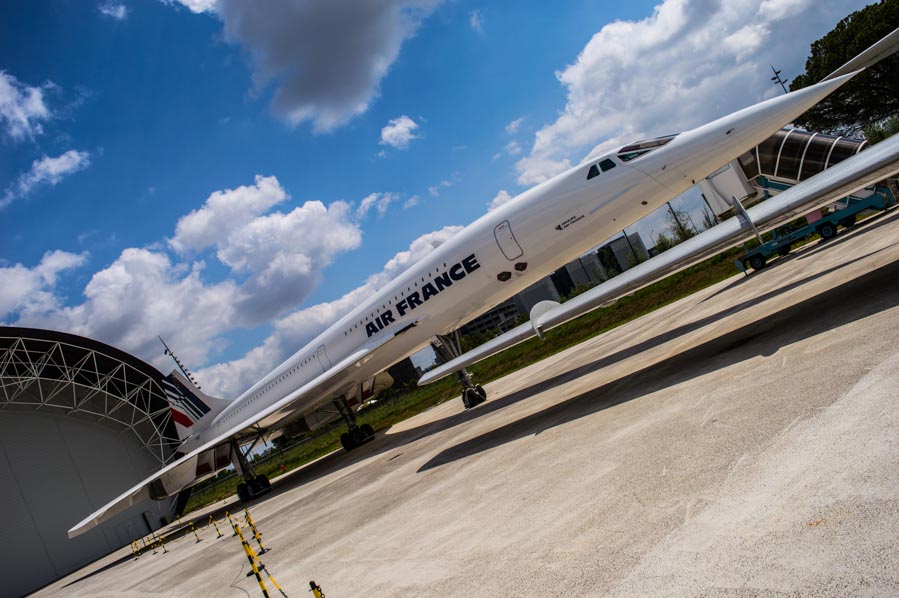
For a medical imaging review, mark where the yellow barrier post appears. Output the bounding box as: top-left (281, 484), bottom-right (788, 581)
top-left (131, 541), bottom-right (140, 559)
top-left (209, 515), bottom-right (224, 538)
top-left (309, 580), bottom-right (324, 598)
top-left (189, 520), bottom-right (202, 543)
top-left (155, 532), bottom-right (168, 554)
top-left (244, 509), bottom-right (268, 554)
top-left (226, 511), bottom-right (238, 536)
top-left (233, 522), bottom-right (273, 598)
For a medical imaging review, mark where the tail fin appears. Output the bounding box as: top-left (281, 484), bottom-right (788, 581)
top-left (161, 370), bottom-right (229, 441)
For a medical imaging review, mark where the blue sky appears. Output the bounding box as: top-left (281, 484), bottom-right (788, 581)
top-left (0, 0), bottom-right (870, 397)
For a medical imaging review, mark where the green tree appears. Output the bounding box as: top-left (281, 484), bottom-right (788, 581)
top-left (789, 0), bottom-right (899, 136)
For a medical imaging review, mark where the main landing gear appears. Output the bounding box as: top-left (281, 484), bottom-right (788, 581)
top-left (231, 439), bottom-right (272, 503)
top-left (432, 333), bottom-right (487, 410)
top-left (334, 397), bottom-right (375, 452)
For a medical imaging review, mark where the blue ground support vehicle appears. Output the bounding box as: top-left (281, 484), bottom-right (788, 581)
top-left (740, 182), bottom-right (897, 271)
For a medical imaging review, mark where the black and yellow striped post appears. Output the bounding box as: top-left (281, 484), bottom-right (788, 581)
top-left (226, 510), bottom-right (238, 536)
top-left (233, 522), bottom-right (283, 597)
top-left (244, 508), bottom-right (268, 554)
top-left (189, 520), bottom-right (202, 543)
top-left (309, 580), bottom-right (325, 597)
top-left (131, 540), bottom-right (140, 559)
top-left (209, 515), bottom-right (224, 538)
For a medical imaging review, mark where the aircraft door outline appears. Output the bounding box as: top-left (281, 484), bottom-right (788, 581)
top-left (494, 220), bottom-right (524, 261)
top-left (315, 345), bottom-right (331, 370)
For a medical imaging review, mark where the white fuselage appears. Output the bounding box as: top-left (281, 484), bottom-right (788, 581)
top-left (183, 72), bottom-right (854, 453)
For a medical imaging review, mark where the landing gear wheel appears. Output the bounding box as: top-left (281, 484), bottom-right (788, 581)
top-left (818, 222), bottom-right (837, 240)
top-left (256, 474), bottom-right (271, 490)
top-left (462, 386), bottom-right (486, 409)
top-left (340, 432), bottom-right (356, 452)
top-left (360, 423), bottom-right (375, 441)
top-left (350, 427), bottom-right (365, 447)
top-left (473, 385), bottom-right (487, 405)
top-left (749, 254), bottom-right (766, 271)
top-left (237, 482), bottom-right (250, 502)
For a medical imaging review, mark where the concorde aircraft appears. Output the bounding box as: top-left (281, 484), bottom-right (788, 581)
top-left (69, 29), bottom-right (899, 537)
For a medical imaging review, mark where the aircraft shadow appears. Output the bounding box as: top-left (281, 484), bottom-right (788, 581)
top-left (417, 258), bottom-right (899, 472)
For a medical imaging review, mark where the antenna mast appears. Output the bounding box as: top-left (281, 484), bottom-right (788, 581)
top-left (158, 336), bottom-right (202, 390)
top-left (770, 64), bottom-right (789, 94)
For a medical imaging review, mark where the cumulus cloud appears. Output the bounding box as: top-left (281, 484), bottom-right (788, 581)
top-left (170, 175), bottom-right (362, 323)
top-left (357, 192), bottom-right (398, 218)
top-left (487, 189), bottom-right (514, 211)
top-left (0, 250), bottom-right (88, 318)
top-left (403, 194), bottom-right (420, 209)
top-left (196, 225), bottom-right (463, 396)
top-left (215, 0), bottom-right (442, 132)
top-left (164, 0), bottom-right (217, 14)
top-left (514, 0), bottom-right (865, 185)
top-left (380, 115), bottom-right (419, 149)
top-left (2, 150), bottom-right (91, 209)
top-left (0, 71), bottom-right (53, 141)
top-left (99, 2), bottom-right (127, 19)
top-left (5, 175), bottom-right (368, 373)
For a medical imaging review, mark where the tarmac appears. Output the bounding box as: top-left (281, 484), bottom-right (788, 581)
top-left (38, 209), bottom-right (899, 597)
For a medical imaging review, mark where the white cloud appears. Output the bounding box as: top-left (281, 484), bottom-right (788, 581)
top-left (428, 180), bottom-right (452, 197)
top-left (213, 1), bottom-right (442, 132)
top-left (0, 71), bottom-right (53, 141)
top-left (487, 189), bottom-right (514, 211)
top-left (505, 117), bottom-right (524, 134)
top-left (469, 10), bottom-right (484, 35)
top-left (7, 175), bottom-right (366, 373)
top-left (99, 2), bottom-right (127, 19)
top-left (504, 140), bottom-right (521, 156)
top-left (171, 175), bottom-right (362, 323)
top-left (357, 192), bottom-right (398, 218)
top-left (403, 194), bottom-right (420, 209)
top-left (164, 0), bottom-right (217, 14)
top-left (2, 150), bottom-right (91, 209)
top-left (380, 115), bottom-right (419, 149)
top-left (196, 226), bottom-right (463, 396)
top-left (514, 0), bottom-right (865, 186)
top-left (0, 251), bottom-right (88, 318)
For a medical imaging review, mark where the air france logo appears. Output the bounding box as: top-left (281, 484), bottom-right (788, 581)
top-left (366, 254), bottom-right (481, 338)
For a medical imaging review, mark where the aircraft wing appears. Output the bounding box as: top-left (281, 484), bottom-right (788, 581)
top-left (419, 134), bottom-right (899, 385)
top-left (68, 335), bottom-right (395, 538)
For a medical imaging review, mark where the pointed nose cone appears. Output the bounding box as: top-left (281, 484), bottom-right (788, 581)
top-left (638, 71), bottom-right (861, 188)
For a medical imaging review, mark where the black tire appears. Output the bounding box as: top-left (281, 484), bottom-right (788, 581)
top-left (360, 423), bottom-right (374, 440)
top-left (461, 389), bottom-right (474, 409)
top-left (256, 474), bottom-right (271, 490)
top-left (818, 222), bottom-right (837, 240)
top-left (839, 215), bottom-right (855, 228)
top-left (237, 482), bottom-right (250, 502)
top-left (350, 427), bottom-right (365, 447)
top-left (749, 254), bottom-right (766, 271)
top-left (340, 432), bottom-right (356, 452)
top-left (473, 385), bottom-right (487, 405)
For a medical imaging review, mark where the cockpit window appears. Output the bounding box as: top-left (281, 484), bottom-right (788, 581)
top-left (599, 158), bottom-right (616, 171)
top-left (587, 164), bottom-right (600, 180)
top-left (617, 134), bottom-right (677, 162)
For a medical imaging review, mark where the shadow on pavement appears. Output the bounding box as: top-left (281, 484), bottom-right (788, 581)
top-left (417, 258), bottom-right (899, 472)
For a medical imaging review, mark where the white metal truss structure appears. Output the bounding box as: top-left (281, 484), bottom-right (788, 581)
top-left (0, 328), bottom-right (180, 466)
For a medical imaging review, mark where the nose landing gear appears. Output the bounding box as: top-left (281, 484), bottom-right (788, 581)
top-left (334, 397), bottom-right (375, 452)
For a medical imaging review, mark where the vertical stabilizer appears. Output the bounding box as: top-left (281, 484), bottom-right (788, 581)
top-left (161, 370), bottom-right (229, 440)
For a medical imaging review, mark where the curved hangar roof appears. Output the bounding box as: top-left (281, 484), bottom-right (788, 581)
top-left (0, 327), bottom-right (180, 465)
